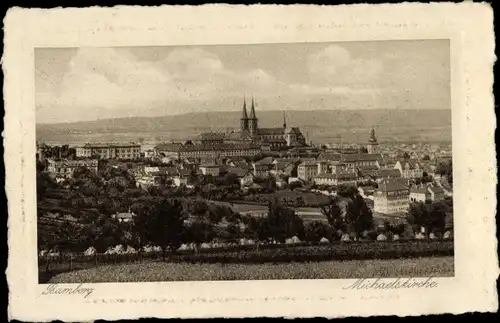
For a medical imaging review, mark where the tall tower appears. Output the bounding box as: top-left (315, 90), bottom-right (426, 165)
top-left (240, 96), bottom-right (249, 131)
top-left (249, 96), bottom-right (259, 135)
top-left (367, 128), bottom-right (379, 154)
top-left (282, 110), bottom-right (287, 129)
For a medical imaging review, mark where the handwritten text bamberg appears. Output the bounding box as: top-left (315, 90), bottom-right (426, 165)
top-left (343, 277), bottom-right (438, 290)
top-left (41, 284), bottom-right (95, 298)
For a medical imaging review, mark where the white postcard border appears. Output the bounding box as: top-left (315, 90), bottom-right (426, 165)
top-left (4, 3), bottom-right (498, 320)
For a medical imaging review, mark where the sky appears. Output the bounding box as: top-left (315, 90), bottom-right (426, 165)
top-left (35, 40), bottom-right (450, 124)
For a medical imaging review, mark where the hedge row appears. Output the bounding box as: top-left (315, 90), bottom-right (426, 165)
top-left (39, 240), bottom-right (454, 266)
top-left (169, 240), bottom-right (454, 264)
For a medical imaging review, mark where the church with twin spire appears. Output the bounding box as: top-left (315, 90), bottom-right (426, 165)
top-left (199, 96), bottom-right (307, 150)
top-left (233, 96), bottom-right (307, 149)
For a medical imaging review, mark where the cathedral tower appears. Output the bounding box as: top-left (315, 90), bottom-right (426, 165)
top-left (248, 96), bottom-right (259, 135)
top-left (367, 128), bottom-right (379, 154)
top-left (240, 96), bottom-right (249, 132)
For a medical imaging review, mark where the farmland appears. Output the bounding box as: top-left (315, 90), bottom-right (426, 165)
top-left (49, 256), bottom-right (454, 283)
top-left (216, 201), bottom-right (406, 225)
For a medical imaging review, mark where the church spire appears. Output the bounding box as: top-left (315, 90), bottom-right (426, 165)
top-left (240, 96), bottom-right (249, 131)
top-left (283, 110), bottom-right (287, 129)
top-left (248, 96), bottom-right (258, 135)
top-left (369, 127), bottom-right (377, 143)
top-left (249, 96), bottom-right (257, 119)
top-left (241, 96), bottom-right (248, 119)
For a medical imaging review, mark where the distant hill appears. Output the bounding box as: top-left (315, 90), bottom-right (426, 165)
top-left (36, 109), bottom-right (451, 146)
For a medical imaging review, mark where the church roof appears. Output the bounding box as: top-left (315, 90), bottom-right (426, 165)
top-left (224, 131), bottom-right (253, 141)
top-left (257, 127), bottom-right (285, 135)
top-left (285, 127), bottom-right (302, 135)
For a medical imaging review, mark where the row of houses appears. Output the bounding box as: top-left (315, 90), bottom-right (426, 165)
top-left (75, 142), bottom-right (141, 159)
top-left (295, 153), bottom-right (426, 187)
top-left (370, 179), bottom-right (450, 215)
top-left (155, 142), bottom-right (262, 159)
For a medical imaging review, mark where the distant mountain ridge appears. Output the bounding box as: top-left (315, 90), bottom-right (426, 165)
top-left (36, 109), bottom-right (452, 146)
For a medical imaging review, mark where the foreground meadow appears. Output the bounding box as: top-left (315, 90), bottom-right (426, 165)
top-left (49, 256), bottom-right (454, 283)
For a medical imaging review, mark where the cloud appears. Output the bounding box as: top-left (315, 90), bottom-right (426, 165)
top-left (36, 45), bottom-right (421, 123)
top-left (307, 44), bottom-right (351, 75)
top-left (307, 44), bottom-right (384, 87)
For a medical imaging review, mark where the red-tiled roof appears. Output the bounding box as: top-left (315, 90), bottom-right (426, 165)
top-left (199, 132), bottom-right (226, 141)
top-left (82, 142), bottom-right (140, 148)
top-left (226, 167), bottom-right (251, 177)
top-left (378, 179), bottom-right (409, 192)
top-left (314, 172), bottom-right (357, 180)
top-left (318, 153), bottom-right (342, 161)
top-left (341, 153), bottom-right (381, 162)
top-left (155, 143), bottom-right (184, 151)
top-left (254, 156), bottom-right (274, 165)
top-left (428, 185), bottom-right (445, 194)
top-left (299, 161), bottom-right (318, 167)
top-left (410, 186), bottom-right (428, 194)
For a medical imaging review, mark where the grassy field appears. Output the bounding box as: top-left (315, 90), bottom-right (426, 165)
top-left (219, 201), bottom-right (407, 225)
top-left (49, 257), bottom-right (454, 283)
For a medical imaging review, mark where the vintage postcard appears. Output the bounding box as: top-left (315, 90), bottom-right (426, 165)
top-left (4, 3), bottom-right (498, 320)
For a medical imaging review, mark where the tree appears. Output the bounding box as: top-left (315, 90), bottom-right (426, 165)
top-left (319, 197), bottom-right (345, 239)
top-left (223, 172), bottom-right (240, 186)
top-left (266, 198), bottom-right (304, 243)
top-left (147, 198), bottom-right (185, 260)
top-left (436, 160), bottom-right (453, 184)
top-left (295, 196), bottom-right (305, 207)
top-left (37, 172), bottom-right (57, 200)
top-left (407, 201), bottom-right (447, 235)
top-left (243, 215), bottom-right (271, 249)
top-left (421, 173), bottom-right (433, 184)
top-left (403, 152), bottom-right (410, 160)
top-left (289, 181), bottom-right (302, 191)
top-left (337, 184), bottom-right (358, 198)
top-left (216, 223), bottom-right (241, 245)
top-left (304, 221), bottom-right (332, 243)
top-left (426, 202), bottom-right (447, 234)
top-left (130, 199), bottom-right (154, 259)
top-left (183, 199), bottom-right (219, 254)
top-left (84, 215), bottom-right (124, 253)
top-left (345, 194), bottom-right (373, 239)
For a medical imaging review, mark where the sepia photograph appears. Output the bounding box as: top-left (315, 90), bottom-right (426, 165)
top-left (35, 40), bottom-right (454, 284)
top-left (5, 4), bottom-right (497, 320)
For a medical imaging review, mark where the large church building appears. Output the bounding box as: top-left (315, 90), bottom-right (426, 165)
top-left (201, 97), bottom-right (307, 150)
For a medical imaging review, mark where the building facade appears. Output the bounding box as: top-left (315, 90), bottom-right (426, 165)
top-left (155, 142), bottom-right (261, 160)
top-left (297, 161), bottom-right (319, 181)
top-left (199, 164), bottom-right (221, 176)
top-left (409, 186), bottom-right (429, 203)
top-left (76, 142), bottom-right (141, 159)
top-left (374, 178), bottom-right (410, 214)
top-left (46, 159), bottom-right (99, 178)
top-left (394, 159), bottom-right (424, 179)
top-left (313, 172), bottom-right (357, 186)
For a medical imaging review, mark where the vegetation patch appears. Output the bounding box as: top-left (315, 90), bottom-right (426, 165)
top-left (49, 256), bottom-right (455, 283)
